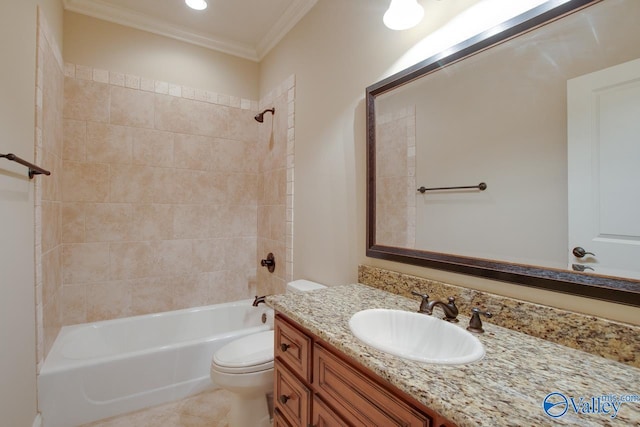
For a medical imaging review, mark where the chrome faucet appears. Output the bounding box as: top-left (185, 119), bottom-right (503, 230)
top-left (252, 295), bottom-right (266, 306)
top-left (426, 297), bottom-right (459, 322)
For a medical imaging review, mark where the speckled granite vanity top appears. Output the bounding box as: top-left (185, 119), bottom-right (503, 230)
top-left (267, 284), bottom-right (640, 427)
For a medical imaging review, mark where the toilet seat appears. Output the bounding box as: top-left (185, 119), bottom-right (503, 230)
top-left (212, 330), bottom-right (274, 374)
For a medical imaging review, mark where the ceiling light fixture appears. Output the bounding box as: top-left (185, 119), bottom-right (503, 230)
top-left (185, 0), bottom-right (207, 11)
top-left (384, 0), bottom-right (425, 30)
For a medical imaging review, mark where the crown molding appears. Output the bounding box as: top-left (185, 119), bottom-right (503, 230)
top-left (256, 0), bottom-right (318, 60)
top-left (63, 0), bottom-right (315, 62)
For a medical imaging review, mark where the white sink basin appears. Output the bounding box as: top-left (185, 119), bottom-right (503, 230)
top-left (348, 309), bottom-right (485, 365)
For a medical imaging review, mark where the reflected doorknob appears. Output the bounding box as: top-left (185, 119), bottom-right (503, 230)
top-left (572, 247), bottom-right (595, 258)
top-left (572, 264), bottom-right (595, 272)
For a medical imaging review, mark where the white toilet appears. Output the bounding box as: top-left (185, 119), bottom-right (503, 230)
top-left (210, 280), bottom-right (325, 427)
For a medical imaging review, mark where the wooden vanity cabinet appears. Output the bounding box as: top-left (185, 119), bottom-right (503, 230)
top-left (274, 313), bottom-right (458, 427)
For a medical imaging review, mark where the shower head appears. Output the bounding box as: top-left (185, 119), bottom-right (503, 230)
top-left (254, 108), bottom-right (275, 123)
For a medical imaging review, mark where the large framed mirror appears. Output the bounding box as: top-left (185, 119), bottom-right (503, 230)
top-left (366, 0), bottom-right (640, 306)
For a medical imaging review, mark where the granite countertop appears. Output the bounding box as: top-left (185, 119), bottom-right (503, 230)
top-left (267, 283), bottom-right (640, 427)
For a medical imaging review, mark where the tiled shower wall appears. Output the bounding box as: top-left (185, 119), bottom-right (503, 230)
top-left (375, 106), bottom-right (416, 248)
top-left (59, 64), bottom-right (274, 325)
top-left (35, 7), bottom-right (64, 365)
top-left (256, 77), bottom-right (295, 296)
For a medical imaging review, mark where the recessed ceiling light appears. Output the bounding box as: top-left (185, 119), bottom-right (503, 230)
top-left (185, 0), bottom-right (207, 11)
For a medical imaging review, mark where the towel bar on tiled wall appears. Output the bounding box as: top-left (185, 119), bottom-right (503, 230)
top-left (0, 153), bottom-right (51, 179)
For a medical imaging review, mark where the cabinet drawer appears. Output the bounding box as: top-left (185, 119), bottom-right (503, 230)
top-left (314, 344), bottom-right (431, 427)
top-left (275, 359), bottom-right (311, 427)
top-left (275, 315), bottom-right (312, 381)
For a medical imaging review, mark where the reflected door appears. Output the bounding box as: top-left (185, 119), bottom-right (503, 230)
top-left (568, 58), bottom-right (640, 279)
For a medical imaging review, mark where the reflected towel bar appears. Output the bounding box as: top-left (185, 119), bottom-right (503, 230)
top-left (417, 182), bottom-right (487, 193)
top-left (1, 153), bottom-right (51, 179)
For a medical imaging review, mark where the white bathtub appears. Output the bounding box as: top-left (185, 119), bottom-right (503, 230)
top-left (38, 300), bottom-right (274, 427)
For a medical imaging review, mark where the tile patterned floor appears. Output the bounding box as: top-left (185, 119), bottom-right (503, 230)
top-left (81, 389), bottom-right (232, 427)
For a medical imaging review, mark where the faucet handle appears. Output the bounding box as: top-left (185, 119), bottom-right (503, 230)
top-left (411, 290), bottom-right (429, 313)
top-left (467, 307), bottom-right (492, 333)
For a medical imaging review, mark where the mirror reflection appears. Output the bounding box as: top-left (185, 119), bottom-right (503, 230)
top-left (369, 0), bottom-right (640, 302)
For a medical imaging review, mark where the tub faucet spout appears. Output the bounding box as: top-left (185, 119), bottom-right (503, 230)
top-left (252, 295), bottom-right (267, 306)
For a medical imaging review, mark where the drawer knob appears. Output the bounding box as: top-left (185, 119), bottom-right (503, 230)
top-left (280, 343), bottom-right (290, 352)
top-left (279, 394), bottom-right (290, 404)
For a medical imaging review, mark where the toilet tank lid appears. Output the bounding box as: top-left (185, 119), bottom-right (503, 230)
top-left (287, 279), bottom-right (326, 293)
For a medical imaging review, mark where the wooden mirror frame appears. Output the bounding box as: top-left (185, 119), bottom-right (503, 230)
top-left (366, 0), bottom-right (640, 307)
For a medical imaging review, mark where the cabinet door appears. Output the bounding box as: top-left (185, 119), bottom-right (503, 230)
top-left (275, 359), bottom-right (311, 427)
top-left (312, 395), bottom-right (349, 427)
top-left (274, 409), bottom-right (294, 427)
top-left (314, 344), bottom-right (431, 427)
top-left (275, 315), bottom-right (313, 382)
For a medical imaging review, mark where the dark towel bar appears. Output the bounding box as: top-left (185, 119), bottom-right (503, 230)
top-left (0, 153), bottom-right (51, 179)
top-left (417, 182), bottom-right (487, 193)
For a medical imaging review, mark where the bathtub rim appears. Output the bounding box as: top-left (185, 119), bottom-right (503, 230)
top-left (40, 299), bottom-right (274, 374)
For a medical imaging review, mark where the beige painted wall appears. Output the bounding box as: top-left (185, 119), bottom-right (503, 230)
top-left (259, 0), bottom-right (640, 325)
top-left (64, 12), bottom-right (260, 101)
top-left (0, 1), bottom-right (62, 425)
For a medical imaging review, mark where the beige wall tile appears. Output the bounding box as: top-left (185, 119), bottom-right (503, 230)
top-left (86, 281), bottom-right (131, 322)
top-left (63, 77), bottom-right (110, 122)
top-left (42, 292), bottom-right (61, 358)
top-left (154, 94), bottom-right (228, 137)
top-left (163, 169), bottom-right (209, 205)
top-left (57, 66), bottom-right (289, 325)
top-left (86, 123), bottom-right (133, 164)
top-left (84, 203), bottom-right (134, 242)
top-left (172, 273), bottom-right (209, 309)
top-left (224, 237), bottom-right (257, 271)
top-left (173, 205), bottom-right (209, 239)
top-left (61, 284), bottom-right (86, 325)
top-left (62, 162), bottom-right (110, 202)
top-left (173, 134), bottom-right (213, 171)
top-left (63, 119), bottom-right (86, 161)
top-left (130, 204), bottom-right (174, 241)
top-left (63, 242), bottom-right (110, 284)
top-left (211, 138), bottom-right (258, 174)
top-left (227, 174), bottom-right (258, 205)
top-left (40, 149), bottom-right (63, 203)
top-left (41, 247), bottom-right (62, 307)
top-left (62, 202), bottom-right (85, 243)
top-left (198, 173), bottom-right (228, 205)
top-left (261, 168), bottom-right (286, 205)
top-left (41, 201), bottom-right (62, 252)
top-left (109, 164), bottom-right (155, 203)
top-left (211, 269), bottom-right (256, 303)
top-left (227, 107), bottom-right (258, 143)
top-left (268, 204), bottom-right (286, 242)
top-left (110, 86), bottom-right (155, 129)
top-left (155, 240), bottom-right (193, 276)
top-left (191, 239), bottom-right (227, 273)
top-left (132, 128), bottom-right (174, 167)
top-left (109, 241), bottom-right (155, 280)
top-left (131, 277), bottom-right (173, 316)
top-left (223, 205), bottom-right (257, 238)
